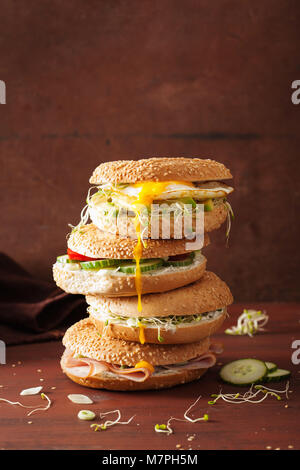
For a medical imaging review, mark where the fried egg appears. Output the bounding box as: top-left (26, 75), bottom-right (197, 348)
top-left (113, 181), bottom-right (233, 202)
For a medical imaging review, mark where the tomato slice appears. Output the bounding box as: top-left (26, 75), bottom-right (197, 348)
top-left (67, 248), bottom-right (98, 262)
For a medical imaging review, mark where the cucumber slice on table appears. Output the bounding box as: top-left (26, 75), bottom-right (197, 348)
top-left (57, 255), bottom-right (78, 264)
top-left (119, 259), bottom-right (163, 274)
top-left (80, 259), bottom-right (119, 270)
top-left (265, 361), bottom-right (278, 373)
top-left (165, 252), bottom-right (195, 267)
top-left (265, 368), bottom-right (291, 382)
top-left (220, 359), bottom-right (268, 386)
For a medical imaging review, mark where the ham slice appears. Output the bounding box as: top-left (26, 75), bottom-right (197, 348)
top-left (162, 351), bottom-right (217, 371)
top-left (108, 364), bottom-right (151, 382)
top-left (62, 349), bottom-right (151, 382)
top-left (62, 350), bottom-right (111, 378)
top-left (62, 344), bottom-right (221, 382)
top-left (179, 352), bottom-right (216, 369)
top-left (164, 342), bottom-right (223, 371)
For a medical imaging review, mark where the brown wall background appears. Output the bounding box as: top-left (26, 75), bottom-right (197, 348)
top-left (0, 0), bottom-right (299, 301)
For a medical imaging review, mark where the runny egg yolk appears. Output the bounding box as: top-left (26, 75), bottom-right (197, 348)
top-left (134, 360), bottom-right (155, 374)
top-left (137, 321), bottom-right (145, 344)
top-left (131, 181), bottom-right (185, 316)
top-left (132, 181), bottom-right (194, 205)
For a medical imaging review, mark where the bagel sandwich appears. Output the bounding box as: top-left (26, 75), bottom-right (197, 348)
top-left (84, 157), bottom-right (234, 239)
top-left (53, 224), bottom-right (209, 296)
top-left (86, 271), bottom-right (233, 344)
top-left (61, 318), bottom-right (220, 391)
top-left (88, 198), bottom-right (229, 240)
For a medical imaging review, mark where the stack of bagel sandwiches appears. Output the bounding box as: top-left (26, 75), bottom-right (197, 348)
top-left (53, 157), bottom-right (234, 391)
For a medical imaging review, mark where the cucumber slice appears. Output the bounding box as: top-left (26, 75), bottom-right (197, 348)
top-left (165, 252), bottom-right (195, 267)
top-left (118, 258), bottom-right (154, 264)
top-left (57, 255), bottom-right (77, 264)
top-left (119, 259), bottom-right (163, 274)
top-left (220, 359), bottom-right (268, 386)
top-left (80, 259), bottom-right (119, 270)
top-left (265, 368), bottom-right (291, 383)
top-left (265, 361), bottom-right (277, 373)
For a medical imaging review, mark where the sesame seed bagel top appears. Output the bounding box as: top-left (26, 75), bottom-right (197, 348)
top-left (68, 224), bottom-right (210, 259)
top-left (62, 318), bottom-right (210, 366)
top-left (89, 157), bottom-right (232, 184)
top-left (86, 271), bottom-right (233, 317)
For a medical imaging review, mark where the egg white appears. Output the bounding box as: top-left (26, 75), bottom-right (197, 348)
top-left (115, 181), bottom-right (233, 201)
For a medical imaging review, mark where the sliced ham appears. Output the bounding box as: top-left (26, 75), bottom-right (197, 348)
top-left (108, 364), bottom-right (151, 382)
top-left (62, 349), bottom-right (151, 382)
top-left (62, 346), bottom-right (220, 382)
top-left (181, 352), bottom-right (217, 369)
top-left (63, 352), bottom-right (91, 368)
top-left (162, 351), bottom-right (217, 371)
top-left (62, 349), bottom-right (111, 378)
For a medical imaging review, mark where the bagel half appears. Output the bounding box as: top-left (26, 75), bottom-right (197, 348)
top-left (89, 307), bottom-right (227, 344)
top-left (53, 224), bottom-right (210, 295)
top-left (90, 157), bottom-right (232, 184)
top-left (53, 251), bottom-right (207, 296)
top-left (61, 318), bottom-right (214, 391)
top-left (88, 199), bottom-right (228, 238)
top-left (67, 224), bottom-right (209, 259)
top-left (86, 271), bottom-right (233, 344)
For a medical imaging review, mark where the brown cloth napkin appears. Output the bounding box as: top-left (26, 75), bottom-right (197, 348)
top-left (0, 253), bottom-right (86, 345)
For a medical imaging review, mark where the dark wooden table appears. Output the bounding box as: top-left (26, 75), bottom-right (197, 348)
top-left (0, 303), bottom-right (299, 450)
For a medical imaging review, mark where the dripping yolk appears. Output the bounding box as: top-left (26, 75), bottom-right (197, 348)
top-left (131, 182), bottom-right (171, 315)
top-left (134, 360), bottom-right (155, 373)
top-left (137, 321), bottom-right (145, 345)
top-left (133, 181), bottom-right (177, 206)
top-left (131, 181), bottom-right (194, 339)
